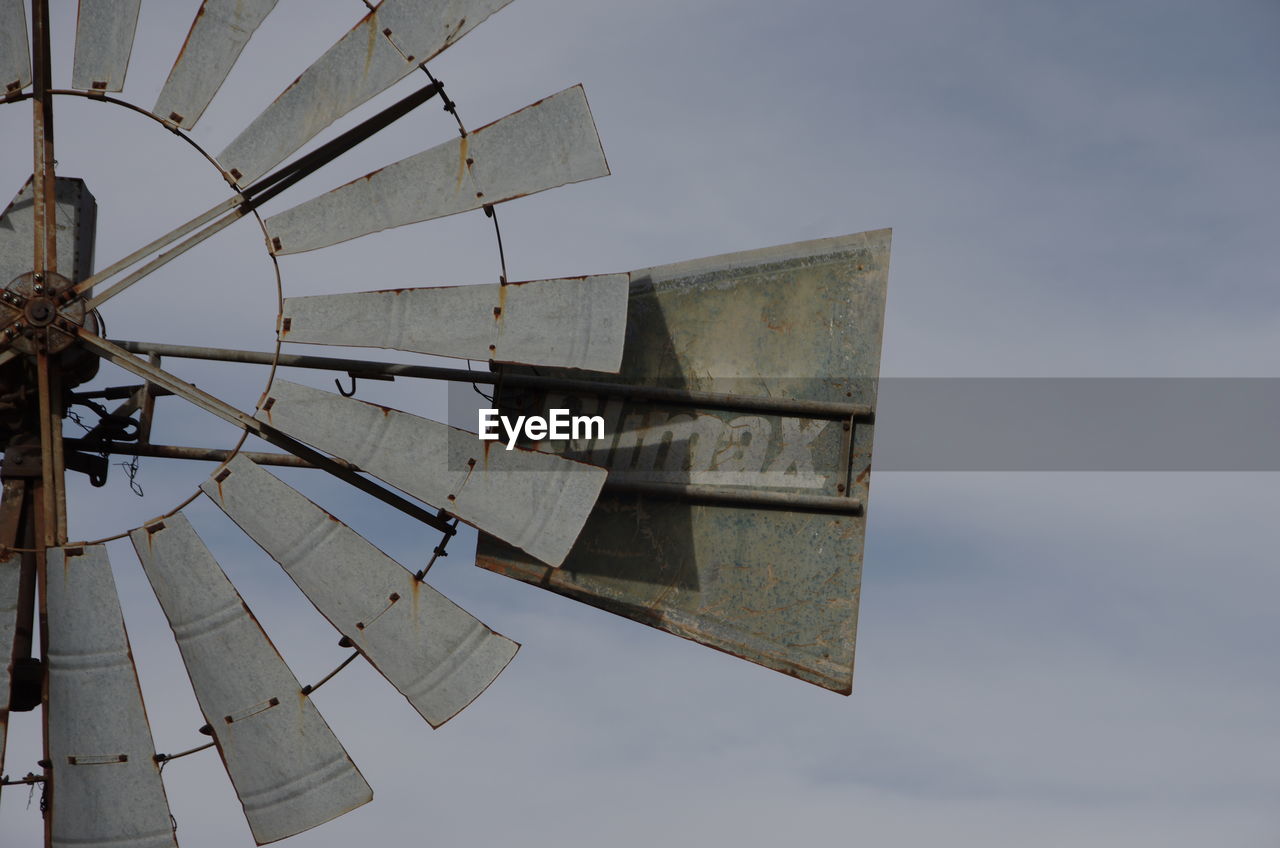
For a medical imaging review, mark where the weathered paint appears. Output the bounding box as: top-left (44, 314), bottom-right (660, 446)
top-left (153, 0), bottom-right (279, 129)
top-left (218, 0), bottom-right (514, 184)
top-left (281, 274), bottom-right (629, 372)
top-left (71, 0), bottom-right (141, 92)
top-left (255, 380), bottom-right (606, 567)
top-left (46, 545), bottom-right (177, 848)
top-left (476, 230), bottom-right (891, 693)
top-left (264, 85), bottom-right (608, 254)
top-left (130, 513), bottom-right (372, 844)
top-left (201, 455), bottom-right (519, 727)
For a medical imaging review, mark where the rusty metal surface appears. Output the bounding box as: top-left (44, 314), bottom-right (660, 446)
top-left (476, 230), bottom-right (891, 693)
top-left (218, 0), bottom-right (514, 184)
top-left (0, 552), bottom-right (17, 785)
top-left (153, 0), bottom-right (279, 129)
top-left (201, 455), bottom-right (519, 727)
top-left (265, 85), bottom-right (609, 254)
top-left (0, 0), bottom-right (30, 96)
top-left (70, 0), bottom-right (141, 92)
top-left (46, 545), bottom-right (177, 847)
top-left (281, 274), bottom-right (629, 371)
top-left (130, 513), bottom-right (372, 844)
top-left (257, 379), bottom-right (606, 567)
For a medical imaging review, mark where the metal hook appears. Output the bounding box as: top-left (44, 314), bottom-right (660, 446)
top-left (336, 374), bottom-right (357, 397)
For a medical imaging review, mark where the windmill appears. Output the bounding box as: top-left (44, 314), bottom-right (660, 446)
top-left (0, 2), bottom-right (890, 845)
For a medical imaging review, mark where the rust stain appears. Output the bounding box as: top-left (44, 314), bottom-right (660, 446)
top-left (363, 12), bottom-right (380, 77)
top-left (170, 4), bottom-right (206, 68)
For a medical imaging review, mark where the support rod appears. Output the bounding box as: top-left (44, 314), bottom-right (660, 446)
top-left (79, 332), bottom-right (455, 536)
top-left (108, 340), bottom-right (874, 421)
top-left (73, 441), bottom-right (864, 516)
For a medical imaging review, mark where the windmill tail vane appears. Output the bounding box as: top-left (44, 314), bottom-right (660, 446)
top-left (0, 1), bottom-right (889, 845)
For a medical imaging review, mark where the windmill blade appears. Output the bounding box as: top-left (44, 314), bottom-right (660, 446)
top-left (153, 0), bottom-right (279, 129)
top-left (0, 553), bottom-right (18, 785)
top-left (130, 513), bottom-right (372, 844)
top-left (218, 0), bottom-right (514, 184)
top-left (71, 0), bottom-right (141, 92)
top-left (257, 380), bottom-right (606, 567)
top-left (200, 455), bottom-right (518, 727)
top-left (0, 0), bottom-right (30, 96)
top-left (46, 545), bottom-right (176, 848)
top-left (281, 274), bottom-right (629, 372)
top-left (265, 85), bottom-right (608, 255)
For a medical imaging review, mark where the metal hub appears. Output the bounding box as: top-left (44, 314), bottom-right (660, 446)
top-left (2, 270), bottom-right (84, 355)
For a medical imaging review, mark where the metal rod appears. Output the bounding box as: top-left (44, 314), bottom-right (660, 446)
top-left (31, 0), bottom-right (56, 279)
top-left (68, 441), bottom-right (863, 515)
top-left (30, 7), bottom-right (59, 838)
top-left (240, 80), bottom-right (443, 206)
top-left (154, 741), bottom-right (215, 763)
top-left (83, 207), bottom-right (243, 310)
top-left (78, 331), bottom-right (455, 536)
top-left (601, 479), bottom-right (864, 515)
top-left (63, 439), bottom-right (352, 471)
top-left (109, 340), bottom-right (874, 421)
top-left (34, 353), bottom-right (60, 546)
top-left (300, 651), bottom-right (360, 696)
top-left (70, 197), bottom-right (241, 300)
top-left (71, 80), bottom-right (442, 311)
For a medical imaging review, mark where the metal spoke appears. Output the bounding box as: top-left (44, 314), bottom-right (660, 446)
top-left (68, 80), bottom-right (441, 311)
top-left (76, 330), bottom-right (455, 535)
top-left (0, 79), bottom-right (443, 352)
top-left (34, 353), bottom-right (64, 546)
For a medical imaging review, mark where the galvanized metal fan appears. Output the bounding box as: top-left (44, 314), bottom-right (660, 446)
top-left (0, 2), bottom-right (889, 846)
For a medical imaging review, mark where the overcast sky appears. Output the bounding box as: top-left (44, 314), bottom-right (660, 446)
top-left (2, 1), bottom-right (1278, 846)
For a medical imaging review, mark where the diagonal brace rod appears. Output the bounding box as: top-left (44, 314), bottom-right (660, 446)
top-left (76, 330), bottom-right (454, 536)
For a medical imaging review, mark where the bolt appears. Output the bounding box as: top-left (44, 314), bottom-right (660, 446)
top-left (33, 284), bottom-right (43, 294)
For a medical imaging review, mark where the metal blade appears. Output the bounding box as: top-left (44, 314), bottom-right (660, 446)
top-left (0, 0), bottom-right (30, 95)
top-left (201, 455), bottom-right (518, 727)
top-left (257, 380), bottom-right (606, 567)
top-left (46, 545), bottom-right (176, 848)
top-left (71, 0), bottom-right (141, 92)
top-left (0, 553), bottom-right (17, 784)
top-left (152, 0), bottom-right (279, 129)
top-left (130, 513), bottom-right (372, 844)
top-left (217, 0), bottom-right (514, 185)
top-left (0, 177), bottom-right (98, 287)
top-left (265, 85), bottom-right (608, 255)
top-left (281, 274), bottom-right (629, 372)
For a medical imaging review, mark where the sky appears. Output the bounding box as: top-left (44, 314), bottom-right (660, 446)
top-left (2, 1), bottom-right (1279, 845)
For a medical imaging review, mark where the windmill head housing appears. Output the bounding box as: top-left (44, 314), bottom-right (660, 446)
top-left (0, 2), bottom-right (890, 845)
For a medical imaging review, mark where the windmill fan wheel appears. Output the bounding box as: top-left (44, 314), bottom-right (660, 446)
top-left (0, 2), bottom-right (628, 844)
